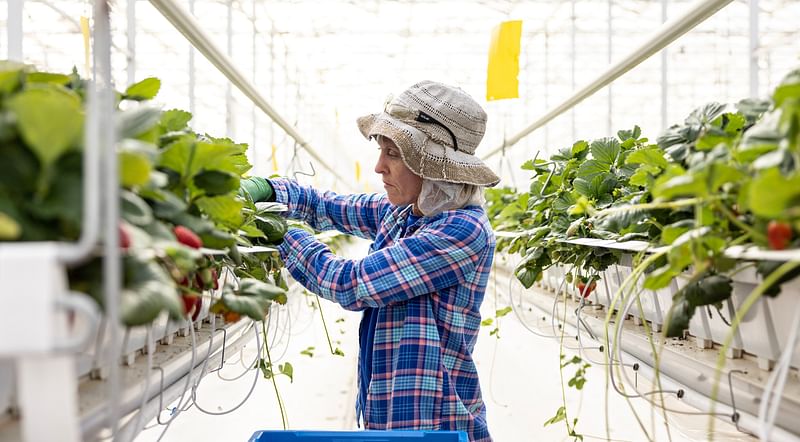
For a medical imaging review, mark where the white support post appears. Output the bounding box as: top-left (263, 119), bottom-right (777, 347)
top-left (189, 0), bottom-right (196, 117)
top-left (749, 0), bottom-right (759, 98)
top-left (226, 0), bottom-right (234, 138)
top-left (607, 0), bottom-right (613, 135)
top-left (127, 0), bottom-right (136, 86)
top-left (8, 0), bottom-right (23, 62)
top-left (570, 0), bottom-right (576, 141)
top-left (661, 0), bottom-right (669, 131)
top-left (0, 245), bottom-right (80, 442)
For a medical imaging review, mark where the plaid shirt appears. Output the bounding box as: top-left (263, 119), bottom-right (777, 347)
top-left (272, 178), bottom-right (494, 441)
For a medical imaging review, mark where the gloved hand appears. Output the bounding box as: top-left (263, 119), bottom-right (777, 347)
top-left (239, 177), bottom-right (274, 202)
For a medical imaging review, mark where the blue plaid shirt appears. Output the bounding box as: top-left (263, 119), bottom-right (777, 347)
top-left (272, 178), bottom-right (494, 441)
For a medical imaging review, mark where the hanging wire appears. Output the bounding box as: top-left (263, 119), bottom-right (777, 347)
top-left (190, 321), bottom-right (263, 415)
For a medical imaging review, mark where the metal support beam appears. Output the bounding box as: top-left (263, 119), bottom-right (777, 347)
top-left (749, 0), bottom-right (759, 98)
top-left (483, 0), bottom-right (734, 161)
top-left (148, 0), bottom-right (353, 190)
top-left (127, 0), bottom-right (136, 86)
top-left (226, 0), bottom-right (234, 138)
top-left (661, 0), bottom-right (669, 131)
top-left (8, 0), bottom-right (23, 62)
top-left (607, 0), bottom-right (613, 135)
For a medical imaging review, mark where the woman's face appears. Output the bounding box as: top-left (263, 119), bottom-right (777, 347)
top-left (374, 136), bottom-right (422, 206)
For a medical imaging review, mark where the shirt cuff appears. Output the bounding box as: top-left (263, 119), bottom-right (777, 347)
top-left (277, 227), bottom-right (319, 281)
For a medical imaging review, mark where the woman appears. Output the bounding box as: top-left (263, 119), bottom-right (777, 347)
top-left (242, 81), bottom-right (500, 441)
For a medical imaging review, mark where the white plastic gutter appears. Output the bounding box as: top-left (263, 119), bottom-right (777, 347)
top-left (482, 0), bottom-right (733, 161)
top-left (148, 0), bottom-right (354, 190)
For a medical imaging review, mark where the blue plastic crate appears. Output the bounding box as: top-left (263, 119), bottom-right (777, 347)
top-left (249, 430), bottom-right (469, 442)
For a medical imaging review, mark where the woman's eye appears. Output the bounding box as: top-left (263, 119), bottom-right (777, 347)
top-left (387, 150), bottom-right (400, 158)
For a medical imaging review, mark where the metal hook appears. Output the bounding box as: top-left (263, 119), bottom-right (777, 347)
top-left (152, 366), bottom-right (169, 425)
top-left (727, 369), bottom-right (757, 436)
top-left (207, 327), bottom-right (228, 373)
top-left (293, 160), bottom-right (316, 181)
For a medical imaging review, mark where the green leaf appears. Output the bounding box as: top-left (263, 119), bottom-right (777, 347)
top-left (0, 212), bottom-right (21, 239)
top-left (653, 172), bottom-right (708, 200)
top-left (515, 267), bottom-right (539, 289)
top-left (121, 254), bottom-right (183, 326)
top-left (192, 169), bottom-right (240, 196)
top-left (661, 221), bottom-right (693, 245)
top-left (774, 69), bottom-right (800, 107)
top-left (709, 162), bottom-right (744, 192)
top-left (747, 169), bottom-right (800, 218)
top-left (6, 86), bottom-right (84, 168)
top-left (576, 159), bottom-right (609, 181)
top-left (196, 195), bottom-right (244, 230)
top-left (684, 274), bottom-right (732, 307)
top-left (629, 164), bottom-right (661, 187)
top-left (119, 144), bottom-right (154, 188)
top-left (124, 77), bottom-right (161, 100)
top-left (571, 140), bottom-right (589, 156)
top-left (218, 289), bottom-right (270, 321)
top-left (665, 297), bottom-right (693, 338)
top-left (625, 147), bottom-right (667, 169)
top-left (239, 278), bottom-right (288, 304)
top-left (544, 406), bottom-right (567, 427)
top-left (118, 106), bottom-right (162, 139)
top-left (255, 213), bottom-right (288, 243)
top-left (159, 109), bottom-right (193, 132)
top-left (481, 318), bottom-right (494, 326)
top-left (590, 138), bottom-right (621, 165)
top-left (279, 362), bottom-right (294, 383)
top-left (26, 72), bottom-right (71, 86)
top-left (495, 306), bottom-right (513, 318)
top-left (121, 190), bottom-right (154, 226)
top-left (0, 61), bottom-right (25, 93)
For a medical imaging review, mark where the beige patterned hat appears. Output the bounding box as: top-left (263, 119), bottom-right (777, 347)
top-left (357, 80), bottom-right (500, 187)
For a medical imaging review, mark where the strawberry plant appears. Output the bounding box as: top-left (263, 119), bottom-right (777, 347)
top-left (0, 62), bottom-right (290, 326)
top-left (491, 66), bottom-right (800, 441)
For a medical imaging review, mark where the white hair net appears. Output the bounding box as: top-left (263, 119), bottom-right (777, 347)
top-left (416, 179), bottom-right (484, 216)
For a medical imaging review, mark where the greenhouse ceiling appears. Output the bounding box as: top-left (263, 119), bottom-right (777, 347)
top-left (3, 0), bottom-right (799, 190)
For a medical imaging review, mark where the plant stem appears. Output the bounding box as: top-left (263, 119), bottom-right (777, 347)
top-left (262, 321), bottom-right (288, 429)
top-left (595, 197), bottom-right (723, 219)
top-left (316, 295), bottom-right (337, 354)
top-left (715, 202), bottom-right (767, 244)
top-left (707, 260), bottom-right (800, 437)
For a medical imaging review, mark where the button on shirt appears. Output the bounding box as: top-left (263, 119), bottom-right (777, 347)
top-left (271, 178), bottom-right (494, 441)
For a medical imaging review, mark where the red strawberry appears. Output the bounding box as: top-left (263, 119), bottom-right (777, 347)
top-left (181, 293), bottom-right (202, 321)
top-left (174, 225), bottom-right (203, 249)
top-left (576, 281), bottom-right (597, 298)
top-left (767, 221), bottom-right (793, 250)
top-left (211, 268), bottom-right (219, 290)
top-left (119, 225), bottom-right (131, 250)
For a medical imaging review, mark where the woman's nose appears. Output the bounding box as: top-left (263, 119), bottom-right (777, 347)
top-left (374, 153), bottom-right (387, 175)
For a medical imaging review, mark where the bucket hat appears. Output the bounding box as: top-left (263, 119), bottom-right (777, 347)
top-left (357, 80), bottom-right (500, 187)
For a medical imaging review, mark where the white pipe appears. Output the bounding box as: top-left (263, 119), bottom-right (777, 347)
top-left (482, 0), bottom-right (734, 161)
top-left (148, 0), bottom-right (353, 190)
top-left (519, 280), bottom-right (800, 440)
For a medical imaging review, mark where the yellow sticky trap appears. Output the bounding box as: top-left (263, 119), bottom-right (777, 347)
top-left (486, 20), bottom-right (522, 101)
top-left (355, 161), bottom-right (361, 182)
top-left (271, 144), bottom-right (279, 172)
top-left (80, 16), bottom-right (91, 78)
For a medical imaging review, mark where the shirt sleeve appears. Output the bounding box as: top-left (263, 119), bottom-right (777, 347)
top-left (277, 214), bottom-right (489, 311)
top-left (270, 178), bottom-right (390, 240)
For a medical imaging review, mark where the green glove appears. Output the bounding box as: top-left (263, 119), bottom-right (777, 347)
top-left (240, 177), bottom-right (274, 202)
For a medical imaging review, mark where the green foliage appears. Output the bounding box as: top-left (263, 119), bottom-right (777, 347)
top-left (0, 63), bottom-right (291, 326)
